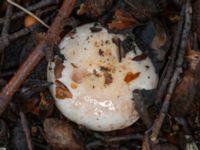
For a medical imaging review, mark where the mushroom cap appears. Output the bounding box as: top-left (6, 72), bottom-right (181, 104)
top-left (47, 23), bottom-right (158, 131)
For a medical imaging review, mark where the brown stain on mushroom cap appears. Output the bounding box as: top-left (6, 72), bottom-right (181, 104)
top-left (54, 56), bottom-right (65, 79)
top-left (132, 54), bottom-right (147, 61)
top-left (55, 80), bottom-right (72, 99)
top-left (71, 68), bottom-right (89, 84)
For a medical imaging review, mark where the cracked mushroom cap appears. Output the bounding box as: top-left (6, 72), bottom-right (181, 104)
top-left (47, 23), bottom-right (158, 131)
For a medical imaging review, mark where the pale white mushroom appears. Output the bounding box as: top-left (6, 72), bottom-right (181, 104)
top-left (47, 23), bottom-right (158, 131)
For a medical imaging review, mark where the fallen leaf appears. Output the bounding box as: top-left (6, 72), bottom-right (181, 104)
top-left (55, 80), bottom-right (72, 99)
top-left (21, 97), bottom-right (40, 116)
top-left (108, 9), bottom-right (136, 30)
top-left (77, 0), bottom-right (113, 18)
top-left (170, 71), bottom-right (198, 116)
top-left (43, 118), bottom-right (83, 150)
top-left (186, 49), bottom-right (200, 71)
top-left (150, 24), bottom-right (168, 51)
top-left (170, 48), bottom-right (200, 116)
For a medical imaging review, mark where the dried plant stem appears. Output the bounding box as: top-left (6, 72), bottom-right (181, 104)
top-left (0, 0), bottom-right (77, 116)
top-left (150, 0), bottom-right (192, 142)
top-left (20, 111), bottom-right (32, 150)
top-left (155, 7), bottom-right (185, 103)
top-left (0, 3), bottom-right (13, 54)
top-left (1, 4), bottom-right (13, 36)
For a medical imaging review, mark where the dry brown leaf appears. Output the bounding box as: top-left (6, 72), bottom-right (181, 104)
top-left (21, 97), bottom-right (40, 116)
top-left (108, 9), bottom-right (136, 30)
top-left (170, 70), bottom-right (198, 116)
top-left (43, 118), bottom-right (83, 150)
top-left (170, 48), bottom-right (200, 116)
top-left (55, 80), bottom-right (72, 99)
top-left (77, 0), bottom-right (113, 18)
top-left (150, 24), bottom-right (168, 51)
top-left (186, 49), bottom-right (200, 71)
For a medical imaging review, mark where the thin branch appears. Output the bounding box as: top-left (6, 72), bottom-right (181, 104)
top-left (155, 7), bottom-right (185, 103)
top-left (0, 3), bottom-right (13, 53)
top-left (20, 111), bottom-right (32, 150)
top-left (106, 134), bottom-right (143, 142)
top-left (1, 3), bottom-right (13, 36)
top-left (150, 0), bottom-right (192, 142)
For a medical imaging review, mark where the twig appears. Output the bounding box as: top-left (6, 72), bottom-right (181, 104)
top-left (155, 7), bottom-right (185, 103)
top-left (1, 3), bottom-right (13, 36)
top-left (19, 111), bottom-right (32, 150)
top-left (7, 0), bottom-right (49, 28)
top-left (142, 134), bottom-right (151, 150)
top-left (0, 0), bottom-right (61, 25)
top-left (0, 0), bottom-right (77, 116)
top-left (193, 0), bottom-right (200, 42)
top-left (106, 134), bottom-right (143, 142)
top-left (150, 0), bottom-right (192, 142)
top-left (0, 3), bottom-right (13, 53)
top-left (0, 24), bottom-right (38, 53)
top-left (0, 119), bottom-right (9, 146)
top-left (86, 140), bottom-right (102, 150)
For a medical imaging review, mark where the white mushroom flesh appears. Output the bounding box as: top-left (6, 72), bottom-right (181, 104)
top-left (47, 23), bottom-right (158, 131)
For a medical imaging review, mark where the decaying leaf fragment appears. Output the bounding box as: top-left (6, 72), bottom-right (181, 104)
top-left (170, 71), bottom-right (197, 116)
top-left (108, 9), bottom-right (136, 30)
top-left (77, 0), bottom-right (113, 18)
top-left (43, 118), bottom-right (82, 150)
top-left (170, 49), bottom-right (200, 116)
top-left (55, 80), bottom-right (72, 99)
top-left (124, 0), bottom-right (158, 21)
